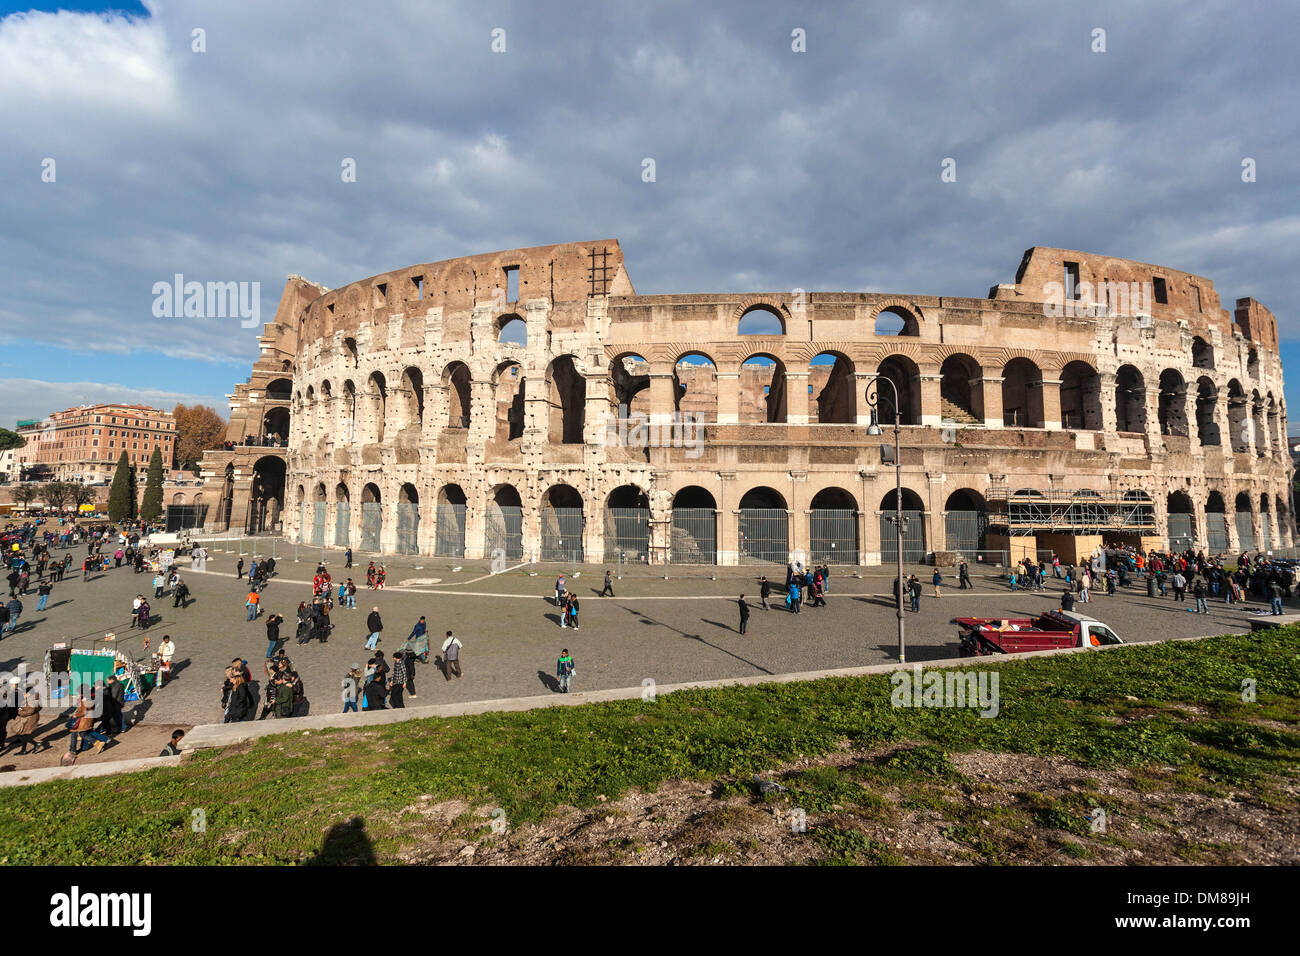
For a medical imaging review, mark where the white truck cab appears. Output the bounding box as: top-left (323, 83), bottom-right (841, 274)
top-left (1054, 611), bottom-right (1125, 647)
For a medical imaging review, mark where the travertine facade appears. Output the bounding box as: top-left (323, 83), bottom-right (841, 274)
top-left (202, 240), bottom-right (1294, 565)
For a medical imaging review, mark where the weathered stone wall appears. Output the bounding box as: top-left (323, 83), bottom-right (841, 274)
top-left (204, 241), bottom-right (1294, 564)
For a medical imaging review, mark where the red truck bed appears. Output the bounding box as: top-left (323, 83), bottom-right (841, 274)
top-left (953, 613), bottom-right (1078, 656)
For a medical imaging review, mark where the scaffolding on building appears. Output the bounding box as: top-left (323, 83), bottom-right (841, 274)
top-left (986, 482), bottom-right (1157, 535)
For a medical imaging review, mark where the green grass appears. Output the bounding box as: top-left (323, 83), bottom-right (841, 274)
top-left (0, 629), bottom-right (1297, 864)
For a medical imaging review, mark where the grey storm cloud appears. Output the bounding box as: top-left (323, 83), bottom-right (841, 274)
top-left (0, 0), bottom-right (1296, 375)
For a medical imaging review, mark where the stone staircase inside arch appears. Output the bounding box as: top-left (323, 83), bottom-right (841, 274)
top-left (940, 396), bottom-right (981, 425)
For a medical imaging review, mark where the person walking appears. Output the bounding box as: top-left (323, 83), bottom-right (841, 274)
top-left (245, 588), bottom-right (260, 621)
top-left (365, 606), bottom-right (383, 650)
top-left (236, 557), bottom-right (244, 580)
top-left (407, 615), bottom-right (428, 650)
top-left (157, 635), bottom-right (176, 687)
top-left (68, 694), bottom-right (108, 754)
top-left (1270, 579), bottom-right (1285, 615)
top-left (1061, 587), bottom-right (1075, 612)
top-left (558, 592), bottom-right (570, 628)
top-left (760, 576), bottom-right (771, 610)
top-left (1192, 577), bottom-right (1209, 614)
top-left (1171, 571), bottom-right (1186, 603)
top-left (958, 561), bottom-right (972, 590)
top-left (4, 690), bottom-right (42, 755)
top-left (3, 595), bottom-right (22, 635)
top-left (345, 547), bottom-right (353, 569)
top-left (908, 575), bottom-right (921, 612)
top-left (599, 570), bottom-right (615, 597)
top-left (554, 574), bottom-right (567, 607)
top-left (441, 631), bottom-right (462, 680)
top-left (35, 578), bottom-right (52, 612)
top-left (737, 594), bottom-right (750, 634)
top-left (556, 648), bottom-right (576, 693)
top-left (932, 569), bottom-right (943, 598)
top-left (567, 594), bottom-right (580, 629)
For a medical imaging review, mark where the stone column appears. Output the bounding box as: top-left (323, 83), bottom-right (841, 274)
top-left (648, 370), bottom-right (677, 428)
top-left (919, 372), bottom-right (942, 427)
top-left (1143, 385), bottom-right (1163, 450)
top-left (981, 377), bottom-right (1005, 429)
top-left (854, 373), bottom-right (875, 425)
top-left (716, 370), bottom-right (740, 424)
top-left (1098, 372), bottom-right (1118, 435)
top-left (785, 371), bottom-right (810, 425)
top-left (926, 472), bottom-right (946, 552)
top-left (788, 472), bottom-right (808, 562)
top-left (463, 485), bottom-right (486, 560)
top-left (717, 472), bottom-right (737, 565)
top-left (861, 472), bottom-right (882, 565)
top-left (1040, 378), bottom-right (1063, 430)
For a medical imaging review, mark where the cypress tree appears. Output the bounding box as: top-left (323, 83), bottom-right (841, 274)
top-left (107, 450), bottom-right (134, 523)
top-left (141, 447), bottom-right (164, 522)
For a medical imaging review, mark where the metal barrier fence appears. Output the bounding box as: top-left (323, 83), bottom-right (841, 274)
top-left (360, 502), bottom-right (382, 552)
top-left (880, 510), bottom-right (927, 563)
top-left (944, 510), bottom-right (987, 555)
top-left (164, 505), bottom-right (208, 533)
top-left (738, 508), bottom-right (788, 564)
top-left (1235, 512), bottom-right (1255, 552)
top-left (395, 502), bottom-right (420, 555)
top-left (435, 502), bottom-right (467, 557)
top-left (311, 502), bottom-right (326, 547)
top-left (1261, 522), bottom-right (1272, 553)
top-left (484, 505), bottom-right (524, 562)
top-left (604, 508), bottom-right (649, 563)
top-left (1168, 513), bottom-right (1194, 552)
top-left (1207, 513), bottom-right (1228, 552)
top-left (540, 507), bottom-right (584, 562)
top-left (949, 549), bottom-right (1011, 568)
top-left (809, 509), bottom-right (858, 564)
top-left (670, 508), bottom-right (716, 564)
top-left (334, 501), bottom-right (350, 547)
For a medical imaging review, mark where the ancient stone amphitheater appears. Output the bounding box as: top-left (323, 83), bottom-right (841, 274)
top-left (200, 240), bottom-right (1294, 567)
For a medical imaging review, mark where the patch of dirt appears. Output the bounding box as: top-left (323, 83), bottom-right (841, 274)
top-left (386, 747), bottom-right (1299, 865)
top-left (0, 722), bottom-right (192, 775)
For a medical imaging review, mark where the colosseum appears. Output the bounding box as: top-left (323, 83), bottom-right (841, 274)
top-left (199, 240), bottom-right (1295, 568)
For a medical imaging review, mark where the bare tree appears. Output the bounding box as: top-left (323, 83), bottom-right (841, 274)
top-left (40, 481), bottom-right (71, 514)
top-left (11, 484), bottom-right (37, 512)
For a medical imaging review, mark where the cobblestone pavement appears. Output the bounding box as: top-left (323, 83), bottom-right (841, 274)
top-left (0, 546), bottom-right (1264, 730)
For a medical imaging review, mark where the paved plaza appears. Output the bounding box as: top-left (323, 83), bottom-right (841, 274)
top-left (0, 541), bottom-right (1265, 739)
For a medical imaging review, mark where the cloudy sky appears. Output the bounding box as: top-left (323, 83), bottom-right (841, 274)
top-left (2, 0), bottom-right (1297, 426)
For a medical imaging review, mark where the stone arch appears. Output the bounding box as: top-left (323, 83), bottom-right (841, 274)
top-left (732, 298), bottom-right (791, 330)
top-left (492, 360), bottom-right (526, 443)
top-left (248, 455), bottom-right (285, 534)
top-left (443, 361), bottom-right (472, 430)
top-left (740, 354), bottom-right (787, 423)
top-left (1060, 360), bottom-right (1101, 430)
top-left (874, 354), bottom-right (921, 425)
top-left (809, 351), bottom-right (857, 424)
top-left (1002, 357), bottom-right (1045, 428)
top-left (497, 313), bottom-right (527, 345)
top-left (738, 486), bottom-right (788, 565)
top-left (610, 352), bottom-right (651, 423)
top-left (484, 483), bottom-right (524, 561)
top-left (674, 352), bottom-right (717, 421)
top-left (737, 304), bottom-right (786, 336)
top-left (670, 485), bottom-right (717, 565)
top-left (540, 483), bottom-right (585, 561)
top-left (809, 486), bottom-right (860, 564)
top-left (546, 355), bottom-right (586, 444)
top-left (396, 366), bottom-right (424, 435)
top-left (1227, 380), bottom-right (1249, 452)
top-left (939, 353), bottom-right (983, 424)
top-left (872, 302), bottom-right (922, 336)
top-left (605, 483), bottom-right (651, 562)
top-left (1157, 368), bottom-right (1188, 436)
top-left (395, 482), bottom-right (420, 554)
top-left (1195, 377), bottom-right (1221, 446)
top-left (1114, 364), bottom-right (1146, 433)
top-left (363, 371), bottom-right (387, 444)
top-left (1191, 336), bottom-right (1214, 370)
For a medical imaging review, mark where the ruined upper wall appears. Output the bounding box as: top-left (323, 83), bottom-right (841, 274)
top-left (294, 240), bottom-right (631, 345)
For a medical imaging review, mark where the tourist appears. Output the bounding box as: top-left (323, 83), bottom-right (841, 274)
top-left (376, 566), bottom-right (386, 589)
top-left (365, 606), bottom-right (383, 649)
top-left (397, 646), bottom-right (418, 698)
top-left (5, 690), bottom-right (43, 755)
top-left (759, 576), bottom-right (771, 610)
top-left (555, 574), bottom-right (566, 607)
top-left (246, 587), bottom-right (260, 621)
top-left (342, 665), bottom-right (362, 713)
top-left (556, 648), bottom-right (576, 693)
top-left (567, 594), bottom-right (580, 629)
top-left (236, 557), bottom-right (244, 580)
top-left (3, 595), bottom-right (22, 635)
top-left (389, 651), bottom-right (407, 708)
top-left (1061, 587), bottom-right (1075, 612)
top-left (932, 569), bottom-right (943, 598)
top-left (440, 631), bottom-right (462, 680)
top-left (363, 665), bottom-right (387, 710)
top-left (153, 571), bottom-right (165, 599)
top-left (599, 569), bottom-right (615, 597)
top-left (35, 578), bottom-right (52, 612)
top-left (1270, 579), bottom-right (1285, 615)
top-left (265, 612), bottom-right (285, 658)
top-left (68, 694), bottom-right (108, 754)
top-left (958, 560), bottom-right (972, 590)
top-left (157, 634), bottom-right (175, 685)
top-left (344, 547), bottom-right (353, 569)
top-left (159, 730), bottom-right (186, 756)
top-left (810, 575), bottom-right (826, 607)
top-left (1192, 576), bottom-right (1209, 614)
top-left (1171, 571), bottom-right (1186, 603)
top-left (737, 594), bottom-right (749, 634)
top-left (908, 575), bottom-right (921, 612)
top-left (172, 577), bottom-right (190, 608)
top-left (224, 672), bottom-right (255, 723)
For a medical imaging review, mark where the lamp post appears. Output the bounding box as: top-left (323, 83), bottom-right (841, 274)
top-left (866, 374), bottom-right (906, 663)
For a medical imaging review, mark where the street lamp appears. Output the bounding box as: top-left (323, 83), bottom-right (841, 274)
top-left (866, 375), bottom-right (906, 663)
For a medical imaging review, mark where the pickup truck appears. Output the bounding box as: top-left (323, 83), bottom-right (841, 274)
top-left (953, 610), bottom-right (1124, 656)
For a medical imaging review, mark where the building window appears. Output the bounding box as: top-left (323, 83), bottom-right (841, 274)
top-left (1064, 261), bottom-right (1081, 300)
top-left (1153, 277), bottom-right (1168, 304)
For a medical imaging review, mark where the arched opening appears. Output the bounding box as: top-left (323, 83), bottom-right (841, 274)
top-left (610, 353), bottom-right (651, 434)
top-left (248, 456), bottom-right (285, 535)
top-left (395, 483), bottom-right (420, 555)
top-left (547, 356), bottom-right (586, 444)
top-left (484, 484), bottom-right (524, 562)
top-left (1234, 491), bottom-right (1255, 551)
top-left (874, 355), bottom-right (920, 425)
top-left (219, 463), bottom-right (235, 530)
top-left (605, 484), bottom-right (650, 563)
top-left (334, 482), bottom-right (351, 547)
top-left (434, 484), bottom-right (467, 557)
top-left (1167, 491), bottom-right (1195, 551)
top-left (541, 484), bottom-right (584, 561)
top-left (262, 406), bottom-right (290, 446)
top-left (493, 361), bottom-right (526, 444)
top-left (671, 485), bottom-right (717, 565)
top-left (1227, 380), bottom-right (1249, 452)
top-left (1251, 391), bottom-right (1268, 457)
top-left (1002, 358), bottom-right (1045, 428)
top-left (1157, 369), bottom-right (1188, 436)
top-left (360, 483), bottom-right (382, 552)
top-left (1059, 360), bottom-right (1102, 430)
top-left (1191, 336), bottom-right (1214, 370)
top-left (1114, 365), bottom-right (1146, 433)
top-left (265, 377), bottom-right (292, 402)
top-left (874, 307), bottom-right (919, 336)
top-left (497, 314), bottom-right (527, 346)
top-left (1260, 493), bottom-right (1273, 552)
top-left (880, 488), bottom-right (927, 563)
top-left (1195, 378), bottom-right (1220, 446)
top-left (939, 354), bottom-right (983, 424)
top-left (364, 372), bottom-right (387, 444)
top-left (740, 355), bottom-right (787, 424)
top-left (737, 305), bottom-right (785, 336)
top-left (1247, 348), bottom-right (1259, 379)
top-left (810, 487), bottom-right (859, 564)
top-left (811, 352), bottom-right (857, 424)
top-left (674, 353), bottom-right (717, 422)
top-left (738, 486), bottom-right (788, 564)
top-left (342, 380), bottom-right (357, 443)
top-left (1205, 490), bottom-right (1227, 552)
top-left (444, 362), bottom-right (471, 430)
top-left (397, 367), bottom-right (424, 436)
top-left (343, 337), bottom-right (359, 369)
top-left (944, 488), bottom-right (988, 556)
